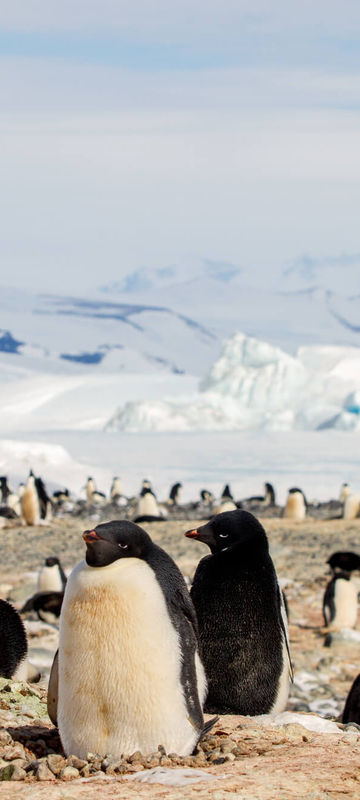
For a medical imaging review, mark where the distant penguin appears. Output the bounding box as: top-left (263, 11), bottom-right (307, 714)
top-left (21, 590), bottom-right (64, 623)
top-left (323, 571), bottom-right (358, 630)
top-left (327, 551), bottom-right (360, 574)
top-left (37, 557), bottom-right (67, 593)
top-left (85, 477), bottom-right (106, 504)
top-left (284, 488), bottom-right (307, 521)
top-left (0, 476), bottom-right (20, 515)
top-left (49, 520), bottom-right (215, 758)
top-left (21, 471), bottom-right (41, 526)
top-left (134, 486), bottom-right (166, 523)
top-left (185, 510), bottom-right (293, 715)
top-left (0, 599), bottom-right (28, 679)
top-left (244, 482), bottom-right (276, 507)
top-left (340, 483), bottom-right (351, 504)
top-left (53, 488), bottom-right (70, 504)
top-left (110, 477), bottom-right (122, 501)
top-left (169, 482), bottom-right (182, 505)
top-left (214, 484), bottom-right (237, 515)
top-left (35, 476), bottom-right (53, 521)
top-left (200, 490), bottom-right (215, 504)
top-left (343, 493), bottom-right (360, 520)
top-left (342, 674), bottom-right (360, 724)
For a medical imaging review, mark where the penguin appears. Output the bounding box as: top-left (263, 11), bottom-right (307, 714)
top-left (0, 599), bottom-right (28, 679)
top-left (343, 493), bottom-right (360, 520)
top-left (48, 520), bottom-right (216, 758)
top-left (323, 571), bottom-right (358, 630)
top-left (169, 482), bottom-right (182, 505)
top-left (37, 557), bottom-right (67, 593)
top-left (200, 489), bottom-right (214, 504)
top-left (21, 590), bottom-right (64, 623)
top-left (85, 477), bottom-right (106, 504)
top-left (284, 487), bottom-right (307, 521)
top-left (342, 674), bottom-right (360, 724)
top-left (21, 471), bottom-right (41, 526)
top-left (110, 477), bottom-right (122, 501)
top-left (340, 483), bottom-right (351, 504)
top-left (244, 482), bottom-right (276, 507)
top-left (327, 551), bottom-right (360, 575)
top-left (35, 476), bottom-right (53, 522)
top-left (134, 486), bottom-right (166, 523)
top-left (53, 488), bottom-right (70, 504)
top-left (214, 484), bottom-right (237, 515)
top-left (0, 476), bottom-right (20, 515)
top-left (185, 509), bottom-right (293, 715)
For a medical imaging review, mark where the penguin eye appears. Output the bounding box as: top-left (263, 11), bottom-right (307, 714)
top-left (118, 543), bottom-right (128, 549)
top-left (219, 533), bottom-right (228, 538)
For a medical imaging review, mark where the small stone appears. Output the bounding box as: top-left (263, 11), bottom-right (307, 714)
top-left (60, 765), bottom-right (80, 780)
top-left (0, 763), bottom-right (26, 781)
top-left (4, 743), bottom-right (26, 761)
top-left (126, 763), bottom-right (144, 772)
top-left (224, 753), bottom-right (236, 761)
top-left (128, 750), bottom-right (143, 763)
top-left (36, 761), bottom-right (56, 781)
top-left (105, 762), bottom-right (126, 775)
top-left (0, 731), bottom-right (12, 746)
top-left (80, 765), bottom-right (93, 777)
top-left (66, 754), bottom-right (88, 770)
top-left (47, 754), bottom-right (66, 775)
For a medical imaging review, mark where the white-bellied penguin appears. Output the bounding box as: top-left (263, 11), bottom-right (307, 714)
top-left (48, 520), bottom-right (216, 759)
top-left (185, 509), bottom-right (293, 715)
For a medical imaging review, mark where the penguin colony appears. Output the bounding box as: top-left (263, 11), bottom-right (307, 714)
top-left (0, 472), bottom-right (357, 525)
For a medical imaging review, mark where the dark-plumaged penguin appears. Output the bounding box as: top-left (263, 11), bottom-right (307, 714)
top-left (323, 571), bottom-right (358, 631)
top-left (0, 599), bottom-right (28, 679)
top-left (21, 591), bottom-right (64, 623)
top-left (35, 476), bottom-right (53, 521)
top-left (37, 557), bottom-right (67, 593)
top-left (185, 509), bottom-right (293, 715)
top-left (342, 674), bottom-right (360, 724)
top-left (49, 520), bottom-right (215, 758)
top-left (169, 482), bottom-right (182, 505)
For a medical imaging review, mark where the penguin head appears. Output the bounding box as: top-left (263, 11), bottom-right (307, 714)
top-left (45, 557), bottom-right (60, 567)
top-left (185, 509), bottom-right (268, 555)
top-left (83, 520), bottom-right (152, 567)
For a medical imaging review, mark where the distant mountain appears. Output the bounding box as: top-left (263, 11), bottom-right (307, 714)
top-left (0, 253), bottom-right (359, 380)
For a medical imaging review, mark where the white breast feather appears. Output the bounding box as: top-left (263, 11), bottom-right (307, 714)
top-left (58, 558), bottom-right (201, 759)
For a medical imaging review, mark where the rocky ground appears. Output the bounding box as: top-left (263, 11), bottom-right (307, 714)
top-left (1, 513), bottom-right (360, 799)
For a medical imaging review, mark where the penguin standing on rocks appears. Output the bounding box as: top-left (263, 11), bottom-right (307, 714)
top-left (284, 487), bottom-right (307, 520)
top-left (185, 509), bottom-right (293, 715)
top-left (323, 571), bottom-right (358, 631)
top-left (48, 520), bottom-right (215, 759)
top-left (85, 477), bottom-right (106, 504)
top-left (35, 476), bottom-right (53, 522)
top-left (0, 476), bottom-right (21, 516)
top-left (21, 471), bottom-right (41, 526)
top-left (37, 557), bottom-right (67, 593)
top-left (214, 484), bottom-right (238, 515)
top-left (134, 483), bottom-right (166, 523)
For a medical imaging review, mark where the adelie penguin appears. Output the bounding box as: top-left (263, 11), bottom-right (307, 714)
top-left (37, 557), bottom-right (67, 593)
top-left (0, 599), bottom-right (39, 682)
top-left (323, 571), bottom-right (358, 632)
top-left (284, 487), bottom-right (307, 521)
top-left (48, 520), bottom-right (216, 759)
top-left (185, 509), bottom-right (293, 715)
top-left (134, 484), bottom-right (167, 523)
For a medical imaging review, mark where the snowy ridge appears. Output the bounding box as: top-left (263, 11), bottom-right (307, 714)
top-left (106, 333), bottom-right (360, 433)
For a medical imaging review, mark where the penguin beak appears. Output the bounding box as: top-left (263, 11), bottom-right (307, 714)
top-left (185, 528), bottom-right (199, 539)
top-left (83, 530), bottom-right (101, 543)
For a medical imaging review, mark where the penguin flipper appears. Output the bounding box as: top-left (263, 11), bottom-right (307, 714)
top-left (47, 649), bottom-right (59, 726)
top-left (277, 583), bottom-right (294, 682)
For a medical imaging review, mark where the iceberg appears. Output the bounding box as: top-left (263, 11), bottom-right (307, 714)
top-left (105, 332), bottom-right (360, 433)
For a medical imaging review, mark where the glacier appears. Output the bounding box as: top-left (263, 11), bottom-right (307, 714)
top-left (106, 333), bottom-right (360, 433)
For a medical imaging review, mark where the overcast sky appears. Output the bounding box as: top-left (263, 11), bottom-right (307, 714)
top-left (1, 1), bottom-right (360, 293)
